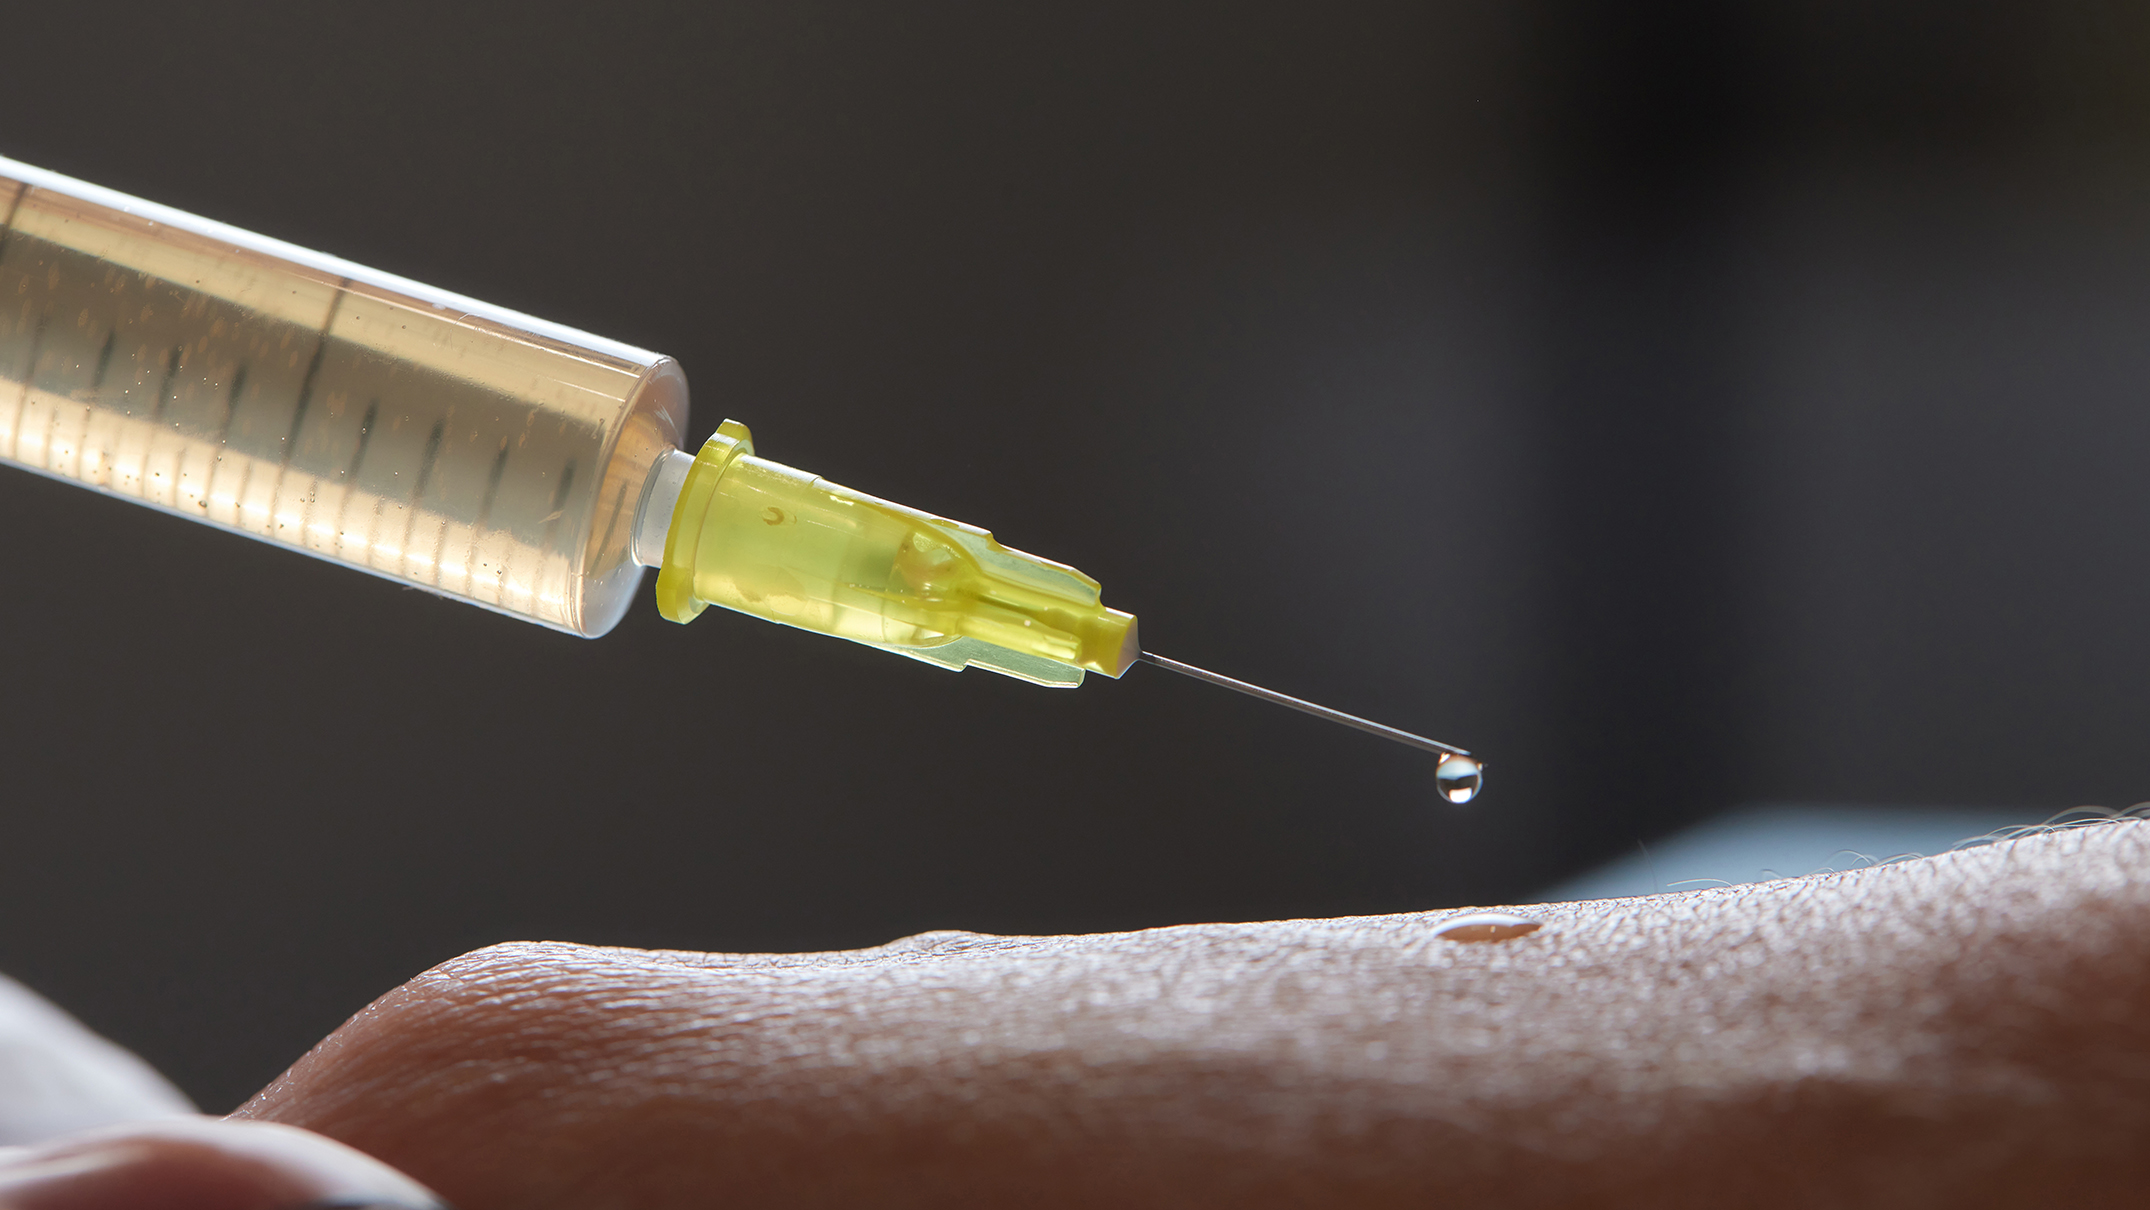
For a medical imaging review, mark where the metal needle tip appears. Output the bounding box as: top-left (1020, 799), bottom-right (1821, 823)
top-left (1136, 651), bottom-right (1470, 758)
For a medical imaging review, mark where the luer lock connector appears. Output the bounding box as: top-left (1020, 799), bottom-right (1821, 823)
top-left (651, 420), bottom-right (1139, 686)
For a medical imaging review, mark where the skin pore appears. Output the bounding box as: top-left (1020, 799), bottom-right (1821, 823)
top-left (235, 821), bottom-right (2150, 1210)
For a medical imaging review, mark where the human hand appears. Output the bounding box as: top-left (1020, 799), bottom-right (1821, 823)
top-left (0, 975), bottom-right (442, 1209)
top-left (237, 821), bottom-right (2150, 1209)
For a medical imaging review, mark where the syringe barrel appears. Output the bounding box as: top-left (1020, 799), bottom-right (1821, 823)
top-left (0, 156), bottom-right (686, 637)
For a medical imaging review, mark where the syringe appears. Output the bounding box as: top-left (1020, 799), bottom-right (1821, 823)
top-left (0, 154), bottom-right (1481, 802)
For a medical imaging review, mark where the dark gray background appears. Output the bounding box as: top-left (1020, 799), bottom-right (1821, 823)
top-left (2, 1), bottom-right (2146, 1110)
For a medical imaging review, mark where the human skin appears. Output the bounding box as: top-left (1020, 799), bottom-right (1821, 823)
top-left (237, 821), bottom-right (2150, 1210)
top-left (0, 1117), bottom-right (444, 1210)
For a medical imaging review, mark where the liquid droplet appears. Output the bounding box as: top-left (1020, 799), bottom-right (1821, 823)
top-left (1435, 912), bottom-right (1542, 943)
top-left (1435, 753), bottom-right (1483, 804)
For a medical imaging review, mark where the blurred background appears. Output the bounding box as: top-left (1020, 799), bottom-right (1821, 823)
top-left (3, 0), bottom-right (2148, 1110)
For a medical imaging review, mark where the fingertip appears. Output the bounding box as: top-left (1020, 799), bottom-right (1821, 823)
top-left (0, 1117), bottom-right (446, 1210)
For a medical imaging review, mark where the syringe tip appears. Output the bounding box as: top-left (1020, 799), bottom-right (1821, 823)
top-left (1138, 651), bottom-right (1479, 799)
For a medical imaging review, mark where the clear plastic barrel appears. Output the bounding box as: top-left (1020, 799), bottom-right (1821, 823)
top-left (0, 156), bottom-right (686, 637)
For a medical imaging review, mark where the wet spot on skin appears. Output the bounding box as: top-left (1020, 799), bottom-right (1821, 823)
top-left (1435, 912), bottom-right (1544, 943)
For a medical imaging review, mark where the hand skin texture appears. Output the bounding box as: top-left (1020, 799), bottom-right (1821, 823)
top-left (238, 821), bottom-right (2150, 1210)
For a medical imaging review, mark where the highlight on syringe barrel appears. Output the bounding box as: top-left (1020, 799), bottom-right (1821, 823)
top-left (0, 156), bottom-right (686, 637)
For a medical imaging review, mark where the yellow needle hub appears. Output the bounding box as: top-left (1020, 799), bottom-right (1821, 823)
top-left (655, 420), bottom-right (1139, 686)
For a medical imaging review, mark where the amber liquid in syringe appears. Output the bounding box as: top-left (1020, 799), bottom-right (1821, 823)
top-left (0, 171), bottom-right (681, 636)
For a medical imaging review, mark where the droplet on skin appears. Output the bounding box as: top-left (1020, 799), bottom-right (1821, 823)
top-left (1435, 753), bottom-right (1482, 804)
top-left (1435, 912), bottom-right (1543, 943)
